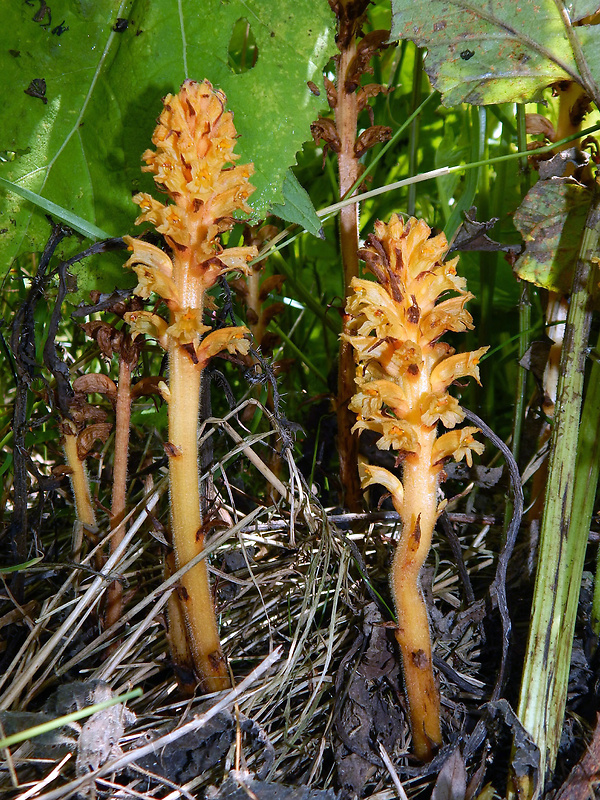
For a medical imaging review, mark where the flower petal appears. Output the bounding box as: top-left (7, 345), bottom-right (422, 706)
top-left (360, 463), bottom-right (404, 514)
top-left (196, 326), bottom-right (251, 366)
top-left (432, 427), bottom-right (484, 467)
top-left (123, 236), bottom-right (179, 302)
top-left (419, 393), bottom-right (464, 428)
top-left (166, 309), bottom-right (211, 345)
top-left (430, 347), bottom-right (489, 393)
top-left (124, 311), bottom-right (169, 349)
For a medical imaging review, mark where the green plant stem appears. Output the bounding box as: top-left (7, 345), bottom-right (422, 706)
top-left (585, 334), bottom-right (600, 636)
top-left (318, 122), bottom-right (600, 218)
top-left (515, 194), bottom-right (600, 797)
top-left (444, 106), bottom-right (484, 240)
top-left (504, 105), bottom-right (531, 483)
top-left (168, 333), bottom-right (229, 692)
top-left (407, 47), bottom-right (423, 216)
top-left (268, 321), bottom-right (328, 386)
top-left (271, 252), bottom-right (338, 334)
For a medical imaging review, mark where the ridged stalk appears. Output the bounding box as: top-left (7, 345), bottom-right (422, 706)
top-left (516, 195), bottom-right (600, 797)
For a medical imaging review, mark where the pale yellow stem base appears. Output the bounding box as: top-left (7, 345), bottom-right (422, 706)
top-left (63, 430), bottom-right (96, 561)
top-left (392, 428), bottom-right (442, 761)
top-left (168, 340), bottom-right (230, 692)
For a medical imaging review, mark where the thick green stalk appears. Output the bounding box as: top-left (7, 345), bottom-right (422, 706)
top-left (584, 333), bottom-right (600, 635)
top-left (407, 46), bottom-right (422, 216)
top-left (516, 195), bottom-right (600, 797)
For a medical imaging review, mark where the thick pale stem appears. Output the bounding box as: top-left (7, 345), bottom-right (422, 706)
top-left (168, 332), bottom-right (230, 692)
top-left (63, 428), bottom-right (96, 561)
top-left (165, 551), bottom-right (196, 695)
top-left (105, 356), bottom-right (132, 632)
top-left (392, 427), bottom-right (442, 761)
top-left (336, 37), bottom-right (362, 511)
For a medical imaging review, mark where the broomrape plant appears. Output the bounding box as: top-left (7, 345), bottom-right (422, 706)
top-left (345, 214), bottom-right (488, 760)
top-left (123, 79), bottom-right (257, 691)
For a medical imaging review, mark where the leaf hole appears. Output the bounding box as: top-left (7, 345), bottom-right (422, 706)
top-left (228, 18), bottom-right (258, 74)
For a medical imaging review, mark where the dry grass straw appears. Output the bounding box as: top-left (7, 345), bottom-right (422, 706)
top-left (0, 399), bottom-right (491, 798)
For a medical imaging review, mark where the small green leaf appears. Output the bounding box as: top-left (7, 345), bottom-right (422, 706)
top-left (389, 0), bottom-right (597, 106)
top-left (513, 178), bottom-right (592, 293)
top-left (271, 171), bottom-right (324, 238)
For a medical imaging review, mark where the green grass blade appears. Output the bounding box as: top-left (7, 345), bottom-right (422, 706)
top-left (0, 556), bottom-right (44, 575)
top-left (0, 177), bottom-right (111, 240)
top-left (0, 688), bottom-right (142, 749)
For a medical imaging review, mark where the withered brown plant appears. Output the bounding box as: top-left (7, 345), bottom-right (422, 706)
top-left (345, 214), bottom-right (487, 759)
top-left (123, 79), bottom-right (257, 691)
top-left (312, 0), bottom-right (391, 510)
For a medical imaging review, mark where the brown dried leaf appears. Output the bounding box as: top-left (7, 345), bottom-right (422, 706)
top-left (354, 125), bottom-right (392, 158)
top-left (68, 394), bottom-right (108, 426)
top-left (525, 113), bottom-right (556, 140)
top-left (324, 76), bottom-right (337, 108)
top-left (554, 712), bottom-right (600, 800)
top-left (73, 374), bottom-right (118, 402)
top-left (77, 422), bottom-right (113, 461)
top-left (357, 83), bottom-right (389, 114)
top-left (131, 376), bottom-right (164, 398)
top-left (261, 302), bottom-right (286, 326)
top-left (51, 464), bottom-right (74, 477)
top-left (229, 277), bottom-right (248, 300)
top-left (310, 117), bottom-right (341, 153)
top-left (431, 748), bottom-right (467, 800)
top-left (259, 275), bottom-right (286, 301)
top-left (345, 30), bottom-right (389, 91)
top-left (81, 320), bottom-right (123, 358)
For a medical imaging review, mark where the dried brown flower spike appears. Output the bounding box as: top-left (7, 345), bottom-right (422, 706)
top-left (345, 214), bottom-right (488, 760)
top-left (124, 80), bottom-right (258, 691)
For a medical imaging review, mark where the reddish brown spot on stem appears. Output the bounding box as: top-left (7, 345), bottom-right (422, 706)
top-left (178, 585), bottom-right (190, 601)
top-left (164, 441), bottom-right (182, 458)
top-left (181, 342), bottom-right (199, 363)
top-left (208, 649), bottom-right (225, 669)
top-left (412, 516), bottom-right (422, 545)
top-left (412, 649), bottom-right (429, 669)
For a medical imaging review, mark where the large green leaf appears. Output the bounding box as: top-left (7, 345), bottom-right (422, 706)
top-left (513, 177), bottom-right (592, 293)
top-left (390, 0), bottom-right (600, 106)
top-left (0, 0), bottom-right (335, 286)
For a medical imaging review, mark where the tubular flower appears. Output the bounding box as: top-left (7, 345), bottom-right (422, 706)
top-left (123, 80), bottom-right (257, 693)
top-left (345, 214), bottom-right (488, 761)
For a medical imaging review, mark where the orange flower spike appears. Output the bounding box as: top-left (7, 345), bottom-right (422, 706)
top-left (345, 215), bottom-right (488, 760)
top-left (124, 80), bottom-right (257, 693)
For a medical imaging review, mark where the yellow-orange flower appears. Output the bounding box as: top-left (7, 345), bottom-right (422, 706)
top-left (345, 214), bottom-right (488, 761)
top-left (346, 215), bottom-right (487, 473)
